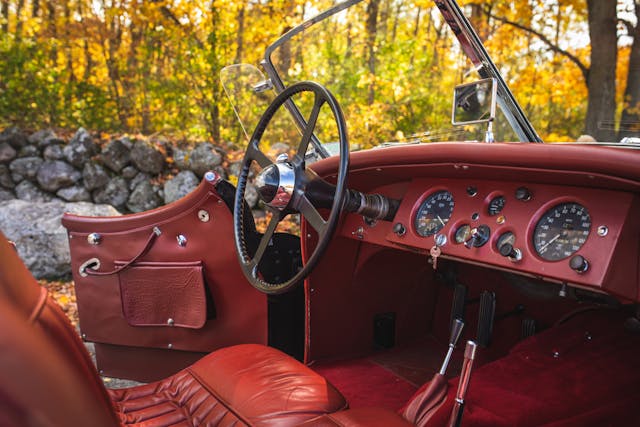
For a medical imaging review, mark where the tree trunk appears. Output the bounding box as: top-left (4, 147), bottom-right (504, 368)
top-left (1, 1), bottom-right (7, 33)
top-left (366, 0), bottom-right (380, 105)
top-left (619, 1), bottom-right (640, 140)
top-left (585, 0), bottom-right (617, 141)
top-left (15, 0), bottom-right (25, 40)
top-left (234, 6), bottom-right (245, 63)
top-left (47, 1), bottom-right (57, 64)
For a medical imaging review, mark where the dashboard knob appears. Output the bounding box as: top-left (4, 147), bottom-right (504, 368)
top-left (569, 255), bottom-right (589, 273)
top-left (498, 243), bottom-right (522, 262)
top-left (515, 187), bottom-right (532, 201)
top-left (393, 222), bottom-right (406, 237)
top-left (464, 225), bottom-right (490, 248)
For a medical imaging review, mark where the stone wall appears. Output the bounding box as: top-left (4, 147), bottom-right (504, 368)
top-left (0, 126), bottom-right (259, 213)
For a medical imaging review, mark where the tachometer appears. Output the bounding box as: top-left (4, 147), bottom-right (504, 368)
top-left (414, 190), bottom-right (455, 237)
top-left (533, 202), bottom-right (591, 261)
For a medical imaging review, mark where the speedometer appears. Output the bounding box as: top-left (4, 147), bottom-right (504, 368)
top-left (414, 190), bottom-right (455, 237)
top-left (533, 202), bottom-right (591, 261)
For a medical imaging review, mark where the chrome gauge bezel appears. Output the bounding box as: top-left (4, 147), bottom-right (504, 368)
top-left (413, 190), bottom-right (455, 237)
top-left (532, 202), bottom-right (591, 261)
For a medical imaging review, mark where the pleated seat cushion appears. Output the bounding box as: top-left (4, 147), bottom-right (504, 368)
top-left (109, 344), bottom-right (347, 427)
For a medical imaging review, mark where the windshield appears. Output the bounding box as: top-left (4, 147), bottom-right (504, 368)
top-left (260, 0), bottom-right (533, 150)
top-left (222, 0), bottom-right (640, 153)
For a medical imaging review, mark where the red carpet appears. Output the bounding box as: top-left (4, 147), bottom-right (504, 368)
top-left (312, 359), bottom-right (418, 410)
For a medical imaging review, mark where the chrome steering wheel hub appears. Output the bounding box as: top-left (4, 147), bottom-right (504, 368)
top-left (254, 154), bottom-right (295, 210)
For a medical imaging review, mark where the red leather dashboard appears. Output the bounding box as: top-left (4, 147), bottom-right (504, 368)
top-left (309, 142), bottom-right (640, 302)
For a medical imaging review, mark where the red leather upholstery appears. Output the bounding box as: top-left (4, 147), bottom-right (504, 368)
top-left (0, 232), bottom-right (346, 426)
top-left (111, 344), bottom-right (347, 426)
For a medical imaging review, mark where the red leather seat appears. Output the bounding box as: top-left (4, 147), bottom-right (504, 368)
top-left (0, 232), bottom-right (346, 426)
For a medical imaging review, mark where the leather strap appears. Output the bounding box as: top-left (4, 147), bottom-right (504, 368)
top-left (85, 227), bottom-right (162, 277)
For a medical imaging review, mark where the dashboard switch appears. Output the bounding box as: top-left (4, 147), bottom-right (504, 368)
top-left (515, 187), bottom-right (532, 201)
top-left (570, 255), bottom-right (589, 273)
top-left (464, 225), bottom-right (490, 248)
top-left (393, 222), bottom-right (406, 237)
top-left (498, 243), bottom-right (522, 262)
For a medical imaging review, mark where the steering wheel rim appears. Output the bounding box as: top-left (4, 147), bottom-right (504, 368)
top-left (233, 81), bottom-right (349, 294)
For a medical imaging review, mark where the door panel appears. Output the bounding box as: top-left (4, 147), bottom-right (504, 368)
top-left (62, 176), bottom-right (267, 381)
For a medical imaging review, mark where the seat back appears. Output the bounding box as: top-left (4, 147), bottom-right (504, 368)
top-left (0, 231), bottom-right (118, 426)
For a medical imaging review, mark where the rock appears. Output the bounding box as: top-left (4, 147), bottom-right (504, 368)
top-left (163, 170), bottom-right (199, 204)
top-left (92, 177), bottom-right (129, 209)
top-left (0, 142), bottom-right (17, 163)
top-left (121, 165), bottom-right (138, 179)
top-left (244, 183), bottom-right (259, 208)
top-left (9, 157), bottom-right (43, 182)
top-left (63, 127), bottom-right (98, 168)
top-left (37, 160), bottom-right (81, 192)
top-left (0, 199), bottom-right (120, 278)
top-left (0, 188), bottom-right (14, 201)
top-left (82, 162), bottom-right (110, 190)
top-left (43, 144), bottom-right (64, 160)
top-left (119, 136), bottom-right (134, 149)
top-left (172, 148), bottom-right (190, 170)
top-left (0, 126), bottom-right (28, 148)
top-left (227, 161), bottom-right (242, 177)
top-left (28, 129), bottom-right (63, 148)
top-left (18, 145), bottom-right (40, 157)
top-left (0, 165), bottom-right (14, 189)
top-left (14, 180), bottom-right (55, 202)
top-left (189, 143), bottom-right (223, 177)
top-left (128, 172), bottom-right (150, 191)
top-left (101, 139), bottom-right (131, 172)
top-left (130, 141), bottom-right (164, 174)
top-left (127, 180), bottom-right (162, 213)
top-left (56, 185), bottom-right (92, 202)
top-left (212, 165), bottom-right (227, 180)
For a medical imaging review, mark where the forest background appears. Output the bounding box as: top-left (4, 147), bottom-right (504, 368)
top-left (1, 0), bottom-right (639, 146)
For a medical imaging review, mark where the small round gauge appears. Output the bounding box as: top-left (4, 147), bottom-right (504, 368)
top-left (496, 231), bottom-right (515, 250)
top-left (455, 224), bottom-right (472, 244)
top-left (533, 202), bottom-right (591, 261)
top-left (414, 190), bottom-right (455, 237)
top-left (487, 195), bottom-right (506, 216)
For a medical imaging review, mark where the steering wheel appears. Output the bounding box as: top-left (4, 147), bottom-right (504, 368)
top-left (233, 81), bottom-right (349, 294)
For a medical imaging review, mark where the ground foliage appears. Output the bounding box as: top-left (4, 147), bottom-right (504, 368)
top-left (0, 0), bottom-right (639, 143)
top-left (39, 279), bottom-right (79, 326)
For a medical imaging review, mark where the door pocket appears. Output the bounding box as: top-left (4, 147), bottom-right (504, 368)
top-left (117, 261), bottom-right (207, 329)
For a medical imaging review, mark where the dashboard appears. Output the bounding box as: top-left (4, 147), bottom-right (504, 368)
top-left (338, 178), bottom-right (637, 299)
top-left (311, 143), bottom-right (640, 302)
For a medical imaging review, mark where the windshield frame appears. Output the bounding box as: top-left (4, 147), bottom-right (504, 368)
top-left (260, 0), bottom-right (541, 150)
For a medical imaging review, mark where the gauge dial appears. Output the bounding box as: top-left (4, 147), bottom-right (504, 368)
top-left (487, 195), bottom-right (506, 216)
top-left (455, 224), bottom-right (472, 244)
top-left (414, 190), bottom-right (455, 237)
top-left (533, 203), bottom-right (591, 261)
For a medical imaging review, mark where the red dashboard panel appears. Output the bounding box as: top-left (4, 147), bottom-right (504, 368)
top-left (338, 178), bottom-right (638, 301)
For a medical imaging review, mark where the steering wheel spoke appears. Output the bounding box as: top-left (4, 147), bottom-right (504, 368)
top-left (250, 211), bottom-right (281, 269)
top-left (248, 142), bottom-right (273, 169)
top-left (296, 95), bottom-right (325, 161)
top-left (298, 195), bottom-right (328, 236)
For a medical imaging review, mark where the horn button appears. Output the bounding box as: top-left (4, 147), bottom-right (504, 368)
top-left (254, 154), bottom-right (296, 210)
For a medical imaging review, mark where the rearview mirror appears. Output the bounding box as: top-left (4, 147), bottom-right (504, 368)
top-left (452, 78), bottom-right (497, 125)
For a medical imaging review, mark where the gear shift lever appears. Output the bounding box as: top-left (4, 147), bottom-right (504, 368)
top-left (440, 318), bottom-right (465, 375)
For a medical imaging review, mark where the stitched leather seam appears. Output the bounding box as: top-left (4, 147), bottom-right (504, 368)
top-left (28, 287), bottom-right (48, 324)
top-left (186, 367), bottom-right (251, 426)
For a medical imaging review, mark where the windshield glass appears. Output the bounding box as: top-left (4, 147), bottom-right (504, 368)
top-left (223, 0), bottom-right (640, 152)
top-left (261, 0), bottom-right (527, 149)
